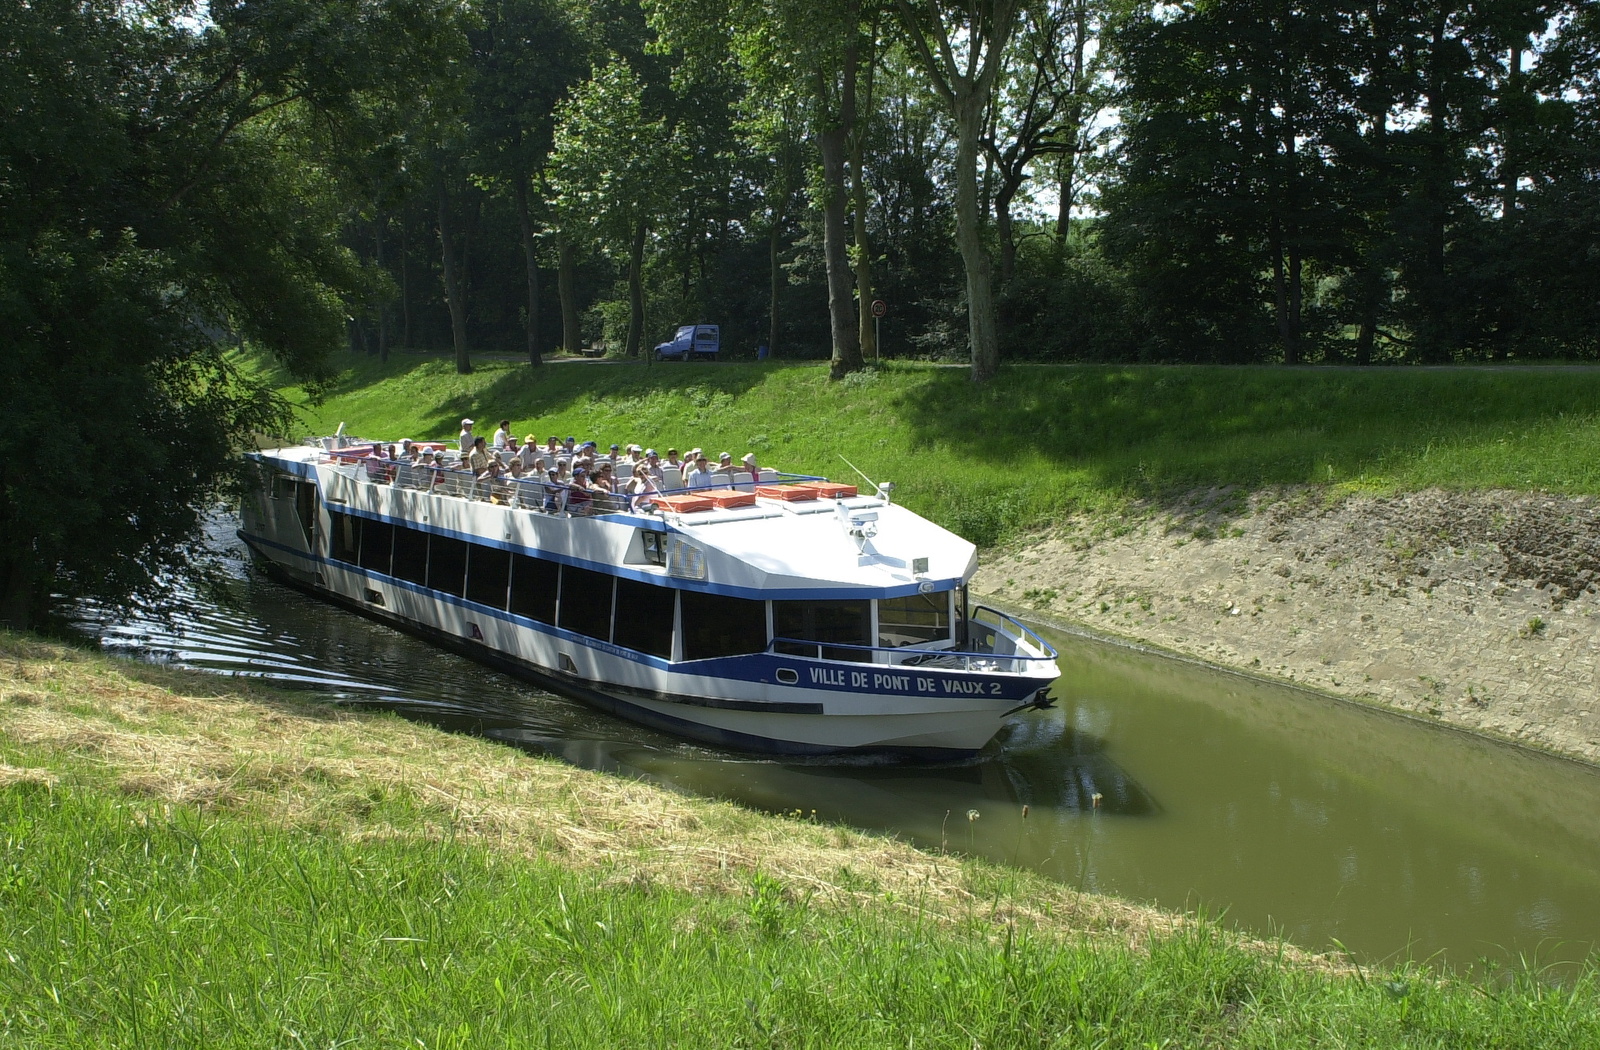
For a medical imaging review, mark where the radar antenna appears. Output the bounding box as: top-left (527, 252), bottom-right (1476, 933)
top-left (837, 455), bottom-right (895, 503)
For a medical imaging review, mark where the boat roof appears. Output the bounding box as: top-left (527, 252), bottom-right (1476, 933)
top-left (254, 443), bottom-right (977, 600)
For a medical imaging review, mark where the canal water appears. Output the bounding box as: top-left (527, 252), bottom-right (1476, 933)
top-left (78, 521), bottom-right (1600, 972)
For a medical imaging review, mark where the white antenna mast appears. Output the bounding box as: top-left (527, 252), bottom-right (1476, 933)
top-left (837, 455), bottom-right (895, 503)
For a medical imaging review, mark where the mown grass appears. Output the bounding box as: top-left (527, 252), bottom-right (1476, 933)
top-left (269, 354), bottom-right (1600, 545)
top-left (3, 634), bottom-right (1598, 1047)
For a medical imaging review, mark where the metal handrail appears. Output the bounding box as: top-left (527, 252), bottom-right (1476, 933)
top-left (321, 452), bottom-right (841, 517)
top-left (767, 635), bottom-right (1056, 671)
top-left (969, 604), bottom-right (1058, 658)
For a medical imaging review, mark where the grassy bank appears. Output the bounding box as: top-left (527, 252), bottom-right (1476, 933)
top-left (4, 634), bottom-right (1598, 1047)
top-left (273, 355), bottom-right (1600, 544)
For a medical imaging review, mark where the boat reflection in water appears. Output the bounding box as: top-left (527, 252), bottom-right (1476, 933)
top-left (482, 711), bottom-right (1157, 842)
top-left (76, 515), bottom-right (1600, 970)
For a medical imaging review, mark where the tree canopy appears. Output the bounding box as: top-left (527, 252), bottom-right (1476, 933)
top-left (4, 0), bottom-right (1598, 619)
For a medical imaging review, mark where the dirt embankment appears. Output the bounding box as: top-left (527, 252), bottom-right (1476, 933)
top-left (974, 488), bottom-right (1600, 765)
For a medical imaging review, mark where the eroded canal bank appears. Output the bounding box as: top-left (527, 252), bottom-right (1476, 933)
top-left (976, 486), bottom-right (1600, 766)
top-left (52, 523), bottom-right (1600, 971)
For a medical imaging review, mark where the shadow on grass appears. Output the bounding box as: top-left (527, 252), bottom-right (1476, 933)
top-left (311, 353), bottom-right (788, 443)
top-left (891, 364), bottom-right (1600, 494)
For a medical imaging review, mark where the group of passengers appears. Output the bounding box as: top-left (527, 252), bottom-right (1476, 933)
top-left (358, 416), bottom-right (767, 515)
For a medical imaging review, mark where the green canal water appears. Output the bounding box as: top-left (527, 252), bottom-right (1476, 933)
top-left (83, 524), bottom-right (1600, 971)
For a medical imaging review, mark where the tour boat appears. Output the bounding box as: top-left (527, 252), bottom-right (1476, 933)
top-left (238, 439), bottom-right (1059, 757)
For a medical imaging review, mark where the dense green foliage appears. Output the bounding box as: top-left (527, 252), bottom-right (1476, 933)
top-left (4, 775), bottom-right (1598, 1046)
top-left (284, 356), bottom-right (1600, 546)
top-left (343, 0), bottom-right (1600, 369)
top-left (0, 0), bottom-right (461, 626)
top-left (5, 0), bottom-right (1597, 615)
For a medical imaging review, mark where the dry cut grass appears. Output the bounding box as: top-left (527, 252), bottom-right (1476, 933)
top-left (0, 631), bottom-right (1236, 957)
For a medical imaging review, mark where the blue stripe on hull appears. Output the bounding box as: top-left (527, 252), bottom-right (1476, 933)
top-left (252, 556), bottom-right (983, 760)
top-left (240, 530), bottom-right (1048, 704)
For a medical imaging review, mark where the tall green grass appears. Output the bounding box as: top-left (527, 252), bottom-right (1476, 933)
top-left (5, 780), bottom-right (1597, 1048)
top-left (273, 355), bottom-right (1600, 543)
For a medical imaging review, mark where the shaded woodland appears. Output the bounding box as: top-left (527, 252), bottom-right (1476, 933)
top-left (1, 0), bottom-right (1598, 621)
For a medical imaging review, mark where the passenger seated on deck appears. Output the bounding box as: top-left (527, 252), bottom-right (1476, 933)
top-left (685, 454), bottom-right (717, 490)
top-left (641, 449), bottom-right (664, 482)
top-left (428, 451), bottom-right (451, 490)
top-left (717, 452), bottom-right (734, 475)
top-left (566, 467), bottom-right (593, 514)
top-left (628, 470), bottom-right (662, 512)
top-left (399, 439), bottom-right (419, 464)
top-left (507, 457), bottom-right (527, 479)
top-left (665, 448), bottom-right (683, 471)
top-left (591, 461), bottom-right (617, 493)
top-left (467, 436), bottom-right (492, 475)
top-left (492, 419), bottom-right (512, 450)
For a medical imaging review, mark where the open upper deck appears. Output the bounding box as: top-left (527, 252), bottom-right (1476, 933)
top-left (252, 441), bottom-right (978, 600)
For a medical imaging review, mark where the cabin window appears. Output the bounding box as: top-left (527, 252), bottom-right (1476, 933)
top-left (509, 553), bottom-right (558, 622)
top-left (391, 525), bottom-right (429, 585)
top-left (639, 530), bottom-right (667, 566)
top-left (680, 591), bottom-right (768, 660)
top-left (330, 512), bottom-right (360, 564)
top-left (466, 544), bottom-right (511, 609)
top-left (877, 592), bottom-right (951, 647)
top-left (427, 535), bottom-right (468, 596)
top-left (358, 519), bottom-right (394, 576)
top-left (613, 578), bottom-right (675, 659)
top-left (559, 565), bottom-right (614, 641)
top-left (772, 598), bottom-right (872, 662)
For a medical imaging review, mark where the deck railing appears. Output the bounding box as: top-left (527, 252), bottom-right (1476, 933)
top-left (315, 447), bottom-right (831, 518)
top-left (768, 629), bottom-right (1056, 675)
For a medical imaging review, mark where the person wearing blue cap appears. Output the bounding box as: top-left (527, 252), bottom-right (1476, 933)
top-left (642, 449), bottom-right (664, 482)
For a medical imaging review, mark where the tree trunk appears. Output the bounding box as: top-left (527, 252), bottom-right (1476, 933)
top-left (1503, 42), bottom-right (1521, 219)
top-left (438, 184), bottom-right (471, 375)
top-left (1355, 271), bottom-right (1379, 365)
top-left (996, 178), bottom-right (1019, 286)
top-left (514, 175), bottom-right (543, 367)
top-left (852, 44), bottom-right (877, 362)
top-left (626, 218), bottom-right (646, 359)
top-left (768, 220), bottom-right (782, 358)
top-left (374, 217), bottom-right (388, 363)
top-left (851, 138), bottom-right (876, 362)
top-left (820, 124), bottom-right (863, 379)
top-left (818, 48), bottom-right (864, 379)
top-left (953, 96), bottom-right (1000, 383)
top-left (558, 236), bottom-right (580, 353)
top-left (1270, 219), bottom-right (1300, 364)
top-left (400, 223), bottom-right (412, 348)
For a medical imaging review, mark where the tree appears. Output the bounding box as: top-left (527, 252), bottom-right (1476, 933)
top-left (467, 0), bottom-right (587, 366)
top-left (549, 59), bottom-right (673, 357)
top-left (652, 0), bottom-right (873, 377)
top-left (0, 0), bottom-right (463, 627)
top-left (894, 0), bottom-right (1025, 382)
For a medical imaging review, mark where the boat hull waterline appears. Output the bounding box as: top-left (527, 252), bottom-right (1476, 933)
top-left (240, 443), bottom-right (1060, 756)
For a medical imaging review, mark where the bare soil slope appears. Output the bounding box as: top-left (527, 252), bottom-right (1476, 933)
top-left (975, 488), bottom-right (1600, 764)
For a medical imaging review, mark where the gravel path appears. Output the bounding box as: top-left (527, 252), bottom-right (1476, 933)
top-left (974, 487), bottom-right (1600, 765)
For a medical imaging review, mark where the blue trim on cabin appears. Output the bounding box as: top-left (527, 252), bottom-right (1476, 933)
top-left (242, 530), bottom-right (1048, 703)
top-left (315, 502), bottom-right (962, 601)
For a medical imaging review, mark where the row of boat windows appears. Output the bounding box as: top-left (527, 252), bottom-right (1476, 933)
top-left (327, 511), bottom-right (952, 661)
